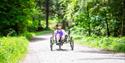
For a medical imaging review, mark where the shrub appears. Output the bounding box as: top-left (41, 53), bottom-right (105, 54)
top-left (77, 36), bottom-right (125, 52)
top-left (0, 37), bottom-right (29, 63)
top-left (21, 32), bottom-right (35, 40)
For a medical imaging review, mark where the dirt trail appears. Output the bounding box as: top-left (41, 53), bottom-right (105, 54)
top-left (21, 34), bottom-right (125, 63)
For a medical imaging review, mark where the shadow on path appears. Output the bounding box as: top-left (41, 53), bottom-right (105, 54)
top-left (77, 49), bottom-right (125, 57)
top-left (78, 57), bottom-right (125, 61)
top-left (30, 37), bottom-right (47, 42)
top-left (52, 49), bottom-right (70, 51)
top-left (77, 50), bottom-right (112, 54)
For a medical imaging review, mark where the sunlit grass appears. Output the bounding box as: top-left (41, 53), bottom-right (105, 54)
top-left (0, 37), bottom-right (29, 63)
top-left (35, 30), bottom-right (53, 36)
top-left (75, 35), bottom-right (125, 52)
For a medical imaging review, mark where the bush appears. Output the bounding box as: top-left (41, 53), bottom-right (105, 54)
top-left (0, 0), bottom-right (40, 35)
top-left (21, 32), bottom-right (35, 40)
top-left (77, 36), bottom-right (125, 52)
top-left (0, 37), bottom-right (29, 63)
top-left (110, 37), bottom-right (125, 52)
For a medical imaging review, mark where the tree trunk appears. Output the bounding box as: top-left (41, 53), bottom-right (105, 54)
top-left (45, 0), bottom-right (49, 29)
top-left (105, 0), bottom-right (110, 37)
top-left (87, 5), bottom-right (91, 36)
top-left (105, 17), bottom-right (110, 37)
top-left (123, 0), bottom-right (125, 36)
top-left (121, 0), bottom-right (125, 36)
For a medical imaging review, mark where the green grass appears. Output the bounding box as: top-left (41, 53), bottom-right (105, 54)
top-left (35, 30), bottom-right (53, 36)
top-left (0, 30), bottom-right (53, 63)
top-left (21, 32), bottom-right (35, 40)
top-left (0, 30), bottom-right (52, 63)
top-left (75, 36), bottom-right (125, 52)
top-left (0, 37), bottom-right (29, 63)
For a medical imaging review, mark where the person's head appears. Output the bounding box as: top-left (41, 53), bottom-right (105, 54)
top-left (56, 23), bottom-right (63, 30)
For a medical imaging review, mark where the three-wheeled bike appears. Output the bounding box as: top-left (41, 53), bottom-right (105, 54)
top-left (50, 30), bottom-right (74, 51)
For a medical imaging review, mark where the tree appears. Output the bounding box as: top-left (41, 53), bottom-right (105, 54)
top-left (0, 0), bottom-right (40, 36)
top-left (45, 0), bottom-right (49, 29)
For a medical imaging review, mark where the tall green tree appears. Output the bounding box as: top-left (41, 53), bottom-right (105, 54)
top-left (0, 0), bottom-right (40, 36)
top-left (45, 0), bottom-right (49, 29)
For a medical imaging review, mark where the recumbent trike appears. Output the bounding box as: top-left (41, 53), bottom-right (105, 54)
top-left (50, 30), bottom-right (74, 51)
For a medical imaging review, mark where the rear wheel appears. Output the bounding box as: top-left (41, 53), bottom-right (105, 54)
top-left (70, 37), bottom-right (74, 50)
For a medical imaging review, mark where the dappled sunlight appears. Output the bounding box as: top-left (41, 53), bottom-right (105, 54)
top-left (0, 0), bottom-right (125, 63)
top-left (22, 34), bottom-right (125, 63)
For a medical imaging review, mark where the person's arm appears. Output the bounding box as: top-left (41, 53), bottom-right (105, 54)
top-left (53, 30), bottom-right (57, 38)
top-left (62, 29), bottom-right (67, 36)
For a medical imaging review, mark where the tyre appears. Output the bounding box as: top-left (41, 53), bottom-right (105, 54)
top-left (70, 37), bottom-right (74, 50)
top-left (59, 44), bottom-right (61, 50)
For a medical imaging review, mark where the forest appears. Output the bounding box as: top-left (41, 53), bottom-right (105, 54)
top-left (0, 0), bottom-right (125, 63)
top-left (0, 0), bottom-right (125, 37)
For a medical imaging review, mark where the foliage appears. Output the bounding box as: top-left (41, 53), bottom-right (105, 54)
top-left (21, 32), bottom-right (35, 40)
top-left (57, 0), bottom-right (125, 37)
top-left (35, 30), bottom-right (53, 36)
top-left (69, 0), bottom-right (125, 52)
top-left (0, 0), bottom-right (40, 36)
top-left (0, 37), bottom-right (29, 63)
top-left (0, 0), bottom-right (124, 54)
top-left (76, 36), bottom-right (125, 52)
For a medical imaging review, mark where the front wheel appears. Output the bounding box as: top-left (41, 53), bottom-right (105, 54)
top-left (70, 37), bottom-right (74, 50)
top-left (59, 40), bottom-right (62, 50)
top-left (50, 37), bottom-right (53, 51)
top-left (59, 44), bottom-right (61, 50)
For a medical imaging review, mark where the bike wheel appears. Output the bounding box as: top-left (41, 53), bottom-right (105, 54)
top-left (50, 37), bottom-right (53, 51)
top-left (59, 41), bottom-right (62, 50)
top-left (59, 44), bottom-right (61, 50)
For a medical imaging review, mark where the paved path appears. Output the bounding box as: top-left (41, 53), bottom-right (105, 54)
top-left (21, 34), bottom-right (125, 63)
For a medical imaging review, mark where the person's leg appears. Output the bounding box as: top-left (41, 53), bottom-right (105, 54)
top-left (61, 35), bottom-right (65, 41)
top-left (56, 34), bottom-right (60, 43)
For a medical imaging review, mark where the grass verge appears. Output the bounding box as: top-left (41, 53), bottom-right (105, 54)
top-left (35, 30), bottom-right (53, 36)
top-left (74, 36), bottom-right (125, 53)
top-left (0, 37), bottom-right (29, 63)
top-left (0, 30), bottom-right (53, 63)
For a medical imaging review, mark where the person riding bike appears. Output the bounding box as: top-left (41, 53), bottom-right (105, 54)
top-left (52, 23), bottom-right (67, 44)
